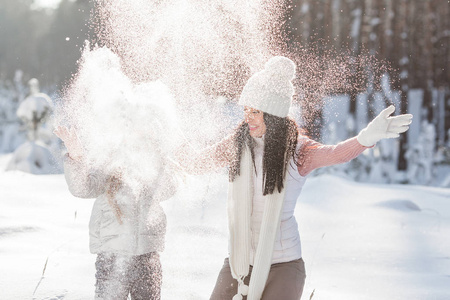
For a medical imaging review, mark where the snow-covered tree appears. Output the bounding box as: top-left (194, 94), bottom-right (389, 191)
top-left (0, 70), bottom-right (27, 153)
top-left (405, 120), bottom-right (436, 185)
top-left (6, 78), bottom-right (60, 174)
top-left (16, 78), bottom-right (53, 141)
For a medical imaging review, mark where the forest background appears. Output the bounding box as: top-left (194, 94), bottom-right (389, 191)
top-left (0, 0), bottom-right (449, 176)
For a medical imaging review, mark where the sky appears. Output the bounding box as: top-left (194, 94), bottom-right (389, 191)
top-left (33, 0), bottom-right (62, 9)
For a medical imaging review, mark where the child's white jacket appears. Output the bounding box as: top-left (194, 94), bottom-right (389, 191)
top-left (63, 154), bottom-right (176, 256)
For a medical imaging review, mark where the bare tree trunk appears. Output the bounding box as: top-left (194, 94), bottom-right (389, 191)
top-left (282, 0), bottom-right (449, 160)
top-left (331, 0), bottom-right (342, 51)
top-left (431, 0), bottom-right (449, 88)
top-left (288, 0), bottom-right (312, 48)
top-left (434, 0), bottom-right (450, 145)
top-left (410, 0), bottom-right (434, 123)
top-left (396, 0), bottom-right (411, 171)
top-left (424, 0), bottom-right (435, 126)
top-left (381, 0), bottom-right (394, 62)
top-left (347, 0), bottom-right (363, 115)
top-left (383, 0), bottom-right (396, 109)
top-left (429, 0), bottom-right (450, 146)
top-left (361, 0), bottom-right (378, 120)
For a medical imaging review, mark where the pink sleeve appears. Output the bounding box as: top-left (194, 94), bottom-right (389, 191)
top-left (298, 136), bottom-right (370, 176)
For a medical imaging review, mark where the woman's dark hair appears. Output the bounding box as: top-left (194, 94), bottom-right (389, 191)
top-left (229, 113), bottom-right (299, 195)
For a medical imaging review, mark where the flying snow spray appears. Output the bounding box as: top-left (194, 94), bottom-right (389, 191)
top-left (59, 0), bottom-right (386, 180)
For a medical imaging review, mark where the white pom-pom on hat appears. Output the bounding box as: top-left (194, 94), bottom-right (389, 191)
top-left (238, 56), bottom-right (296, 118)
top-left (264, 56), bottom-right (296, 80)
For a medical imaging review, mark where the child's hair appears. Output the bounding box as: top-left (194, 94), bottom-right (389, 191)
top-left (106, 175), bottom-right (124, 224)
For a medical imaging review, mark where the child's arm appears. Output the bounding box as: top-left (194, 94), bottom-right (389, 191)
top-left (55, 126), bottom-right (107, 198)
top-left (63, 154), bottom-right (108, 199)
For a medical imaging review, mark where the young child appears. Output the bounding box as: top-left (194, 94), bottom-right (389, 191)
top-left (55, 126), bottom-right (177, 300)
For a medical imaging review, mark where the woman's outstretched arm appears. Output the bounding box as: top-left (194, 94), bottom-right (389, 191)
top-left (297, 136), bottom-right (369, 176)
top-left (175, 134), bottom-right (236, 175)
top-left (297, 105), bottom-right (412, 176)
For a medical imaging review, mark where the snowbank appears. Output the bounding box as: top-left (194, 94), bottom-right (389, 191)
top-left (0, 156), bottom-right (449, 300)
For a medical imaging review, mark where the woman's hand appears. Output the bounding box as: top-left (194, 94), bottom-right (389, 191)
top-left (357, 105), bottom-right (413, 147)
top-left (54, 126), bottom-right (84, 160)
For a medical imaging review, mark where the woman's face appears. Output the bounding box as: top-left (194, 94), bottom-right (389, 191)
top-left (244, 106), bottom-right (266, 138)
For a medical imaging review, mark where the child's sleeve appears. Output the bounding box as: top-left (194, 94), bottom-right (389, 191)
top-left (63, 154), bottom-right (108, 198)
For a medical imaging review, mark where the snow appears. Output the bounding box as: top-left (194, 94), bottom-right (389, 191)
top-left (0, 123), bottom-right (25, 153)
top-left (31, 0), bottom-right (61, 10)
top-left (301, 3), bottom-right (309, 14)
top-left (1, 155), bottom-right (449, 300)
top-left (16, 93), bottom-right (52, 124)
top-left (6, 141), bottom-right (60, 175)
top-left (350, 8), bottom-right (362, 39)
top-left (58, 47), bottom-right (182, 192)
top-left (408, 89), bottom-right (424, 145)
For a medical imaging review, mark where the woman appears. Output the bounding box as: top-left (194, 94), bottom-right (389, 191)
top-left (54, 126), bottom-right (177, 300)
top-left (176, 56), bottom-right (412, 300)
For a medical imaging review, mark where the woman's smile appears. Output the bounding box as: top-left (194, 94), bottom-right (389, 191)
top-left (244, 106), bottom-right (266, 138)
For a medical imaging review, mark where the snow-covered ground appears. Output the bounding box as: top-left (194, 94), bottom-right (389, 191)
top-left (0, 153), bottom-right (449, 300)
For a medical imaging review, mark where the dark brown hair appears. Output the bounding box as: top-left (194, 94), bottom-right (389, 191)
top-left (229, 113), bottom-right (299, 195)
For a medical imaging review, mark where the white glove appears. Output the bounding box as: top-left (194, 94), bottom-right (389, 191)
top-left (54, 126), bottom-right (84, 159)
top-left (357, 105), bottom-right (413, 147)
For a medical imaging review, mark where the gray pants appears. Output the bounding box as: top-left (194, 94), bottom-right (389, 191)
top-left (94, 252), bottom-right (162, 300)
top-left (210, 257), bottom-right (306, 300)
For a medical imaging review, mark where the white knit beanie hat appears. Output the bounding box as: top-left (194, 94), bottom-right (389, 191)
top-left (239, 56), bottom-right (296, 118)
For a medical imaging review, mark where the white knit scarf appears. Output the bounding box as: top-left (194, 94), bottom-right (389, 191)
top-left (228, 144), bottom-right (287, 300)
